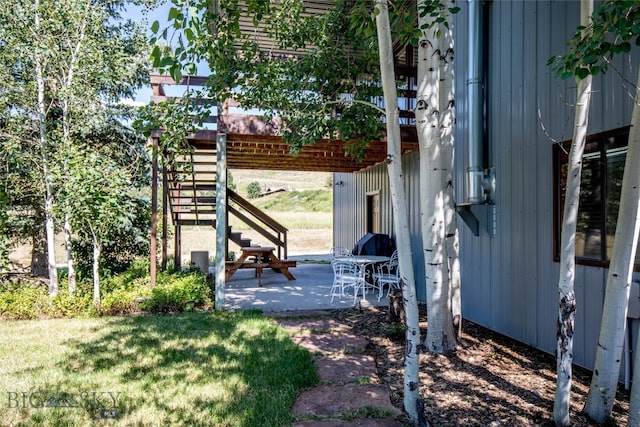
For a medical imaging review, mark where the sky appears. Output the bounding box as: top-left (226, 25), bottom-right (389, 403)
top-left (123, 1), bottom-right (173, 105)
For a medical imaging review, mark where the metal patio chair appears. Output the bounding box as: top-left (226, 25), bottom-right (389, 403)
top-left (330, 259), bottom-right (366, 304)
top-left (373, 250), bottom-right (400, 300)
top-left (330, 246), bottom-right (351, 258)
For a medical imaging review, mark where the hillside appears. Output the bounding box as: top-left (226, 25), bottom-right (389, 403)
top-left (178, 171), bottom-right (335, 262)
top-left (230, 170), bottom-right (332, 197)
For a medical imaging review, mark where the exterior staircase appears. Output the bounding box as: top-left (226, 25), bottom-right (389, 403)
top-left (165, 149), bottom-right (290, 260)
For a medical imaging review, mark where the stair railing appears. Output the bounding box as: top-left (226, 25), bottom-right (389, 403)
top-left (227, 189), bottom-right (289, 259)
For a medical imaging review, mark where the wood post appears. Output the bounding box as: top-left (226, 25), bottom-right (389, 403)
top-left (161, 164), bottom-right (168, 271)
top-left (174, 224), bottom-right (181, 271)
top-left (215, 133), bottom-right (227, 310)
top-left (150, 137), bottom-right (158, 288)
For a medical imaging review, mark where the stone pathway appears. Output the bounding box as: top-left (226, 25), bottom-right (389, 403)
top-left (265, 310), bottom-right (405, 427)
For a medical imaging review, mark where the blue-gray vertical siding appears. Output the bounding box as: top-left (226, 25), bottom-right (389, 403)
top-left (334, 0), bottom-right (639, 371)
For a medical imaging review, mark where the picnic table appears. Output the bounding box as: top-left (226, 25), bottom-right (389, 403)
top-left (225, 246), bottom-right (296, 286)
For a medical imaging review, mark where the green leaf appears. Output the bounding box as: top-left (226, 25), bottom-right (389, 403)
top-left (168, 7), bottom-right (180, 20)
top-left (184, 28), bottom-right (195, 42)
top-left (151, 20), bottom-right (160, 34)
top-left (584, 55), bottom-right (598, 64)
top-left (576, 67), bottom-right (590, 80)
top-left (184, 62), bottom-right (197, 75)
top-left (151, 45), bottom-right (162, 67)
top-left (170, 65), bottom-right (183, 85)
top-left (160, 57), bottom-right (175, 68)
top-left (561, 71), bottom-right (574, 80)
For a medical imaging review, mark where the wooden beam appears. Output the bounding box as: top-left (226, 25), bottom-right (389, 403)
top-left (150, 74), bottom-right (211, 86)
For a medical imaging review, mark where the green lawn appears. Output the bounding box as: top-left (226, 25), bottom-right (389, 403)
top-left (0, 311), bottom-right (318, 426)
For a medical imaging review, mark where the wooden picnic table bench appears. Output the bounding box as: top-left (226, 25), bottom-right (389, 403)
top-left (225, 246), bottom-right (296, 286)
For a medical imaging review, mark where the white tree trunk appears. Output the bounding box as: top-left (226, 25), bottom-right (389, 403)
top-left (417, 5), bottom-right (456, 354)
top-left (620, 71), bottom-right (640, 426)
top-left (553, 6), bottom-right (593, 426)
top-left (375, 1), bottom-right (423, 424)
top-left (92, 235), bottom-right (101, 306)
top-left (439, 1), bottom-right (462, 341)
top-left (585, 67), bottom-right (640, 423)
top-left (60, 15), bottom-right (85, 294)
top-left (34, 0), bottom-right (58, 295)
top-left (64, 217), bottom-right (76, 293)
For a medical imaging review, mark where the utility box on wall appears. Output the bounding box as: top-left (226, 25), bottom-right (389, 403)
top-left (191, 251), bottom-right (209, 274)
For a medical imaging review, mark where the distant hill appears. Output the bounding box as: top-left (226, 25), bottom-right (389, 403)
top-left (230, 170), bottom-right (332, 199)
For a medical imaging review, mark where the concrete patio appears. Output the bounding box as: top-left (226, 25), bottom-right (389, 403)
top-left (223, 255), bottom-right (390, 312)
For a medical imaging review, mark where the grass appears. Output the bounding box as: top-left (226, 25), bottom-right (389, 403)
top-left (0, 311), bottom-right (319, 426)
top-left (251, 190), bottom-right (332, 213)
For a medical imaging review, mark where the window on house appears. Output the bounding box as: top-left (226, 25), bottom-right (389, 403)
top-left (553, 126), bottom-right (639, 267)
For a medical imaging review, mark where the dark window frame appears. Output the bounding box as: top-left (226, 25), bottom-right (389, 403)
top-left (553, 125), bottom-right (639, 270)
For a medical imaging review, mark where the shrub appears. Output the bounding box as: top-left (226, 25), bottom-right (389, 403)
top-left (0, 260), bottom-right (214, 319)
top-left (141, 270), bottom-right (212, 313)
top-left (100, 287), bottom-right (149, 316)
top-left (47, 288), bottom-right (94, 318)
top-left (0, 279), bottom-right (97, 320)
top-left (101, 258), bottom-right (150, 294)
top-left (0, 282), bottom-right (47, 320)
top-left (246, 181), bottom-right (262, 199)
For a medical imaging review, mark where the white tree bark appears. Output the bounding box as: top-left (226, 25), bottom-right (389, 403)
top-left (375, 0), bottom-right (423, 424)
top-left (585, 67), bottom-right (640, 423)
top-left (418, 4), bottom-right (456, 354)
top-left (34, 0), bottom-right (58, 295)
top-left (60, 18), bottom-right (86, 294)
top-left (64, 218), bottom-right (76, 293)
top-left (439, 1), bottom-right (462, 341)
top-left (92, 232), bottom-right (101, 306)
top-left (553, 6), bottom-right (593, 426)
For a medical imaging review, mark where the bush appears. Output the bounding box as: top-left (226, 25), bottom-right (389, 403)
top-left (246, 181), bottom-right (262, 199)
top-left (141, 270), bottom-right (212, 313)
top-left (100, 258), bottom-right (150, 294)
top-left (0, 281), bottom-right (94, 320)
top-left (0, 282), bottom-right (47, 320)
top-left (0, 260), bottom-right (213, 319)
top-left (100, 287), bottom-right (149, 316)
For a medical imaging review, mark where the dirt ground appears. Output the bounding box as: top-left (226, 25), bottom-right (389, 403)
top-left (330, 306), bottom-right (630, 426)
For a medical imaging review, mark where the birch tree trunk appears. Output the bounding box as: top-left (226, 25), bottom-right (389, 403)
top-left (439, 1), bottom-right (462, 341)
top-left (92, 234), bottom-right (101, 306)
top-left (375, 0), bottom-right (423, 424)
top-left (60, 18), bottom-right (86, 294)
top-left (34, 0), bottom-right (58, 295)
top-left (417, 4), bottom-right (456, 354)
top-left (585, 67), bottom-right (640, 423)
top-left (64, 218), bottom-right (76, 293)
top-left (553, 6), bottom-right (593, 426)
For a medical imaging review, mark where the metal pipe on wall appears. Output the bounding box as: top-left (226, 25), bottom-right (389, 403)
top-left (466, 0), bottom-right (485, 204)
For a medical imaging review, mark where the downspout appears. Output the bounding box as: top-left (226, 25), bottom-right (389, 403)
top-left (466, 0), bottom-right (484, 204)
